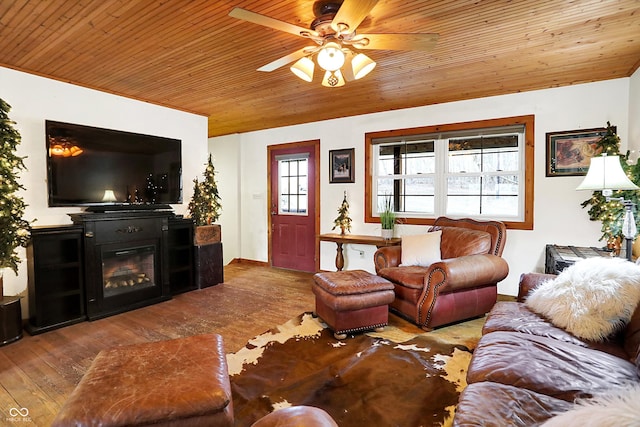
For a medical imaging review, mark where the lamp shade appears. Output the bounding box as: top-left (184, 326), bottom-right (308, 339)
top-left (101, 189), bottom-right (117, 202)
top-left (321, 70), bottom-right (345, 87)
top-left (317, 42), bottom-right (345, 71)
top-left (351, 53), bottom-right (376, 80)
top-left (49, 144), bottom-right (65, 156)
top-left (290, 57), bottom-right (314, 82)
top-left (69, 145), bottom-right (83, 156)
top-left (576, 154), bottom-right (639, 194)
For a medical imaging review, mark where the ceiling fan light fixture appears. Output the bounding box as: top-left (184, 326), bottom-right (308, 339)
top-left (290, 57), bottom-right (315, 82)
top-left (230, 4), bottom-right (440, 89)
top-left (317, 41), bottom-right (345, 71)
top-left (321, 70), bottom-right (345, 87)
top-left (351, 53), bottom-right (376, 79)
top-left (48, 136), bottom-right (83, 157)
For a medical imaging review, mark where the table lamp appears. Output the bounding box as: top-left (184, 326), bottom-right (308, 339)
top-left (577, 154), bottom-right (640, 260)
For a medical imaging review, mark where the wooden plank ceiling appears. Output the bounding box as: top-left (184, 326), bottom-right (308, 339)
top-left (1, 1), bottom-right (639, 138)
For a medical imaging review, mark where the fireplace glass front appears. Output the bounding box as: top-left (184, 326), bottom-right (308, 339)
top-left (102, 245), bottom-right (156, 298)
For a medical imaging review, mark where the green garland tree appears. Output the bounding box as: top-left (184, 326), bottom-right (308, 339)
top-left (187, 178), bottom-right (205, 225)
top-left (0, 98), bottom-right (32, 274)
top-left (581, 122), bottom-right (640, 242)
top-left (188, 154), bottom-right (222, 226)
top-left (332, 191), bottom-right (352, 235)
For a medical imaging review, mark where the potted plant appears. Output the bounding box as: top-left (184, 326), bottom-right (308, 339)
top-left (0, 98), bottom-right (32, 297)
top-left (380, 195), bottom-right (397, 239)
top-left (188, 154), bottom-right (222, 245)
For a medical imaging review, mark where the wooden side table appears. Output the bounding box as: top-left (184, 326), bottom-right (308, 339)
top-left (0, 296), bottom-right (23, 346)
top-left (545, 244), bottom-right (615, 274)
top-left (319, 233), bottom-right (401, 271)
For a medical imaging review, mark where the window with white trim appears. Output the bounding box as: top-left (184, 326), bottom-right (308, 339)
top-left (366, 116), bottom-right (534, 229)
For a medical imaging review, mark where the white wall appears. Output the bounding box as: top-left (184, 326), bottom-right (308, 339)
top-left (629, 68), bottom-right (640, 155)
top-left (0, 67), bottom-right (208, 302)
top-left (211, 77), bottom-right (633, 296)
top-left (208, 133), bottom-right (241, 264)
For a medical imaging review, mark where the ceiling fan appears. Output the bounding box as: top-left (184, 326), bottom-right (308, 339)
top-left (229, 0), bottom-right (439, 87)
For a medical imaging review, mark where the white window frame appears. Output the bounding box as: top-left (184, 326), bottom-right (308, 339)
top-left (365, 116), bottom-right (534, 230)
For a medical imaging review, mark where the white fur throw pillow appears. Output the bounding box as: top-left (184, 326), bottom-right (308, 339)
top-left (400, 230), bottom-right (442, 267)
top-left (541, 384), bottom-right (640, 427)
top-left (525, 257), bottom-right (640, 341)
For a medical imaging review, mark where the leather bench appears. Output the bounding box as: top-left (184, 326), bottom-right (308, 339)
top-left (52, 334), bottom-right (234, 426)
top-left (313, 269), bottom-right (395, 339)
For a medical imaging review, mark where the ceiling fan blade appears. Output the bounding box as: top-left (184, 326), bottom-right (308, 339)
top-left (229, 7), bottom-right (318, 38)
top-left (331, 0), bottom-right (379, 34)
top-left (352, 33), bottom-right (439, 51)
top-left (257, 48), bottom-right (311, 72)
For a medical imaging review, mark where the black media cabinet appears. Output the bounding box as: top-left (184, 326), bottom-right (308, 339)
top-left (26, 213), bottom-right (209, 334)
top-left (26, 224), bottom-right (85, 334)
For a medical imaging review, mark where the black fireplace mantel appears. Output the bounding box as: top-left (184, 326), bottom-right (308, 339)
top-left (26, 212), bottom-right (196, 334)
top-left (70, 211), bottom-right (173, 320)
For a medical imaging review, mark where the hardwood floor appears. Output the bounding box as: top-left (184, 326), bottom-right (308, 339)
top-left (0, 263), bottom-right (316, 426)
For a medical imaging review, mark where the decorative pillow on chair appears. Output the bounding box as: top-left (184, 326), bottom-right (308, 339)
top-left (525, 257), bottom-right (640, 341)
top-left (541, 384), bottom-right (640, 427)
top-left (400, 230), bottom-right (442, 267)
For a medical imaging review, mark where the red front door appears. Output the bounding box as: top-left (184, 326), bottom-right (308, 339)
top-left (269, 141), bottom-right (319, 272)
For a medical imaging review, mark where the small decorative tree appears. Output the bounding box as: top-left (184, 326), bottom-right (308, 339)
top-left (187, 178), bottom-right (205, 224)
top-left (580, 122), bottom-right (640, 243)
top-left (0, 98), bottom-right (32, 280)
top-left (188, 154), bottom-right (222, 226)
top-left (332, 191), bottom-right (352, 235)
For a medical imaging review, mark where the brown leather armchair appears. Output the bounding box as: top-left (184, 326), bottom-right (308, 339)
top-left (374, 217), bottom-right (509, 330)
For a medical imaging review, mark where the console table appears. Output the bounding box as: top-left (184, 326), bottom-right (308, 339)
top-left (545, 244), bottom-right (615, 275)
top-left (319, 233), bottom-right (401, 271)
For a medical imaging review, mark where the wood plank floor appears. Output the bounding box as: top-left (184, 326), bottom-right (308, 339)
top-left (0, 263), bottom-right (489, 425)
top-left (0, 263), bottom-right (317, 426)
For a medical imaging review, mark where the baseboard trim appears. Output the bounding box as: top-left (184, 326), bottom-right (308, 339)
top-left (228, 258), bottom-right (269, 267)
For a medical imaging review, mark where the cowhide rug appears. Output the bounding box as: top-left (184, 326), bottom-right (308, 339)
top-left (227, 313), bottom-right (476, 427)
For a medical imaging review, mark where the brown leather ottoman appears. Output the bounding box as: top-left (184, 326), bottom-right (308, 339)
top-left (52, 334), bottom-right (234, 427)
top-left (313, 269), bottom-right (395, 339)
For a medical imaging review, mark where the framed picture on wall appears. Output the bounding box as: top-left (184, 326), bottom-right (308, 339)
top-left (329, 148), bottom-right (355, 183)
top-left (546, 127), bottom-right (610, 177)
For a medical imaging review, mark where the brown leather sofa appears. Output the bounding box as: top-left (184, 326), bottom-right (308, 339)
top-left (453, 272), bottom-right (640, 426)
top-left (374, 217), bottom-right (509, 330)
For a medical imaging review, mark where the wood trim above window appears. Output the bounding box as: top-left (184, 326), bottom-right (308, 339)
top-left (365, 115), bottom-right (534, 230)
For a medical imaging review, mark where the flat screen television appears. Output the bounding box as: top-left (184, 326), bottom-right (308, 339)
top-left (46, 120), bottom-right (182, 209)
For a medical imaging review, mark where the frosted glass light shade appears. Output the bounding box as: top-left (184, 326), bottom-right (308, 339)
top-left (49, 144), bottom-right (65, 156)
top-left (321, 70), bottom-right (345, 87)
top-left (69, 145), bottom-right (83, 156)
top-left (576, 155), bottom-right (639, 195)
top-left (290, 57), bottom-right (314, 82)
top-left (317, 42), bottom-right (345, 71)
top-left (351, 53), bottom-right (376, 79)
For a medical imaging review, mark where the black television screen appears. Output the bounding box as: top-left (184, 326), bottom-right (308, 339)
top-left (46, 120), bottom-right (182, 208)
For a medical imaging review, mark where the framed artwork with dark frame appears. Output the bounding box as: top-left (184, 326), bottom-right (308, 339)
top-left (329, 148), bottom-right (355, 183)
top-left (546, 127), bottom-right (610, 177)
